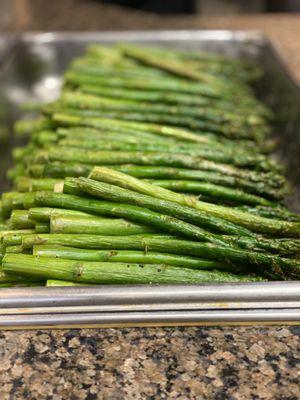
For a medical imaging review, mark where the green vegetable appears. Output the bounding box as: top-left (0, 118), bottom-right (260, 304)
top-left (89, 167), bottom-right (300, 236)
top-left (3, 254), bottom-right (265, 284)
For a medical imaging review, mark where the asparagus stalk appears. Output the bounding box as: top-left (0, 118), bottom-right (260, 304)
top-left (1, 192), bottom-right (36, 218)
top-left (20, 234), bottom-right (300, 279)
top-left (89, 167), bottom-right (300, 236)
top-left (32, 162), bottom-right (93, 179)
top-left (79, 84), bottom-right (216, 107)
top-left (68, 69), bottom-right (271, 119)
top-left (13, 117), bottom-right (54, 137)
top-left (35, 222), bottom-right (50, 233)
top-left (71, 57), bottom-right (166, 79)
top-left (46, 279), bottom-right (92, 286)
top-left (5, 245), bottom-right (23, 253)
top-left (235, 205), bottom-right (300, 222)
top-left (37, 187), bottom-right (253, 238)
top-left (82, 50), bottom-right (208, 81)
top-left (28, 207), bottom-right (98, 222)
top-left (9, 210), bottom-right (35, 230)
top-left (148, 180), bottom-right (276, 207)
top-left (116, 166), bottom-right (286, 199)
top-left (55, 117), bottom-right (272, 153)
top-left (61, 90), bottom-right (261, 134)
top-left (65, 69), bottom-right (266, 117)
top-left (1, 230), bottom-right (36, 247)
top-left (19, 174), bottom-right (278, 209)
top-left (35, 191), bottom-right (228, 246)
top-left (3, 254), bottom-right (265, 284)
top-left (35, 147), bottom-right (282, 186)
top-left (56, 126), bottom-right (188, 146)
top-left (34, 162), bottom-right (285, 199)
top-left (57, 137), bottom-right (278, 172)
top-left (74, 177), bottom-right (300, 256)
top-left (15, 177), bottom-right (61, 192)
top-left (21, 234), bottom-right (175, 250)
top-left (65, 71), bottom-right (221, 98)
top-left (1, 192), bottom-right (25, 218)
top-left (50, 214), bottom-right (156, 235)
top-left (52, 113), bottom-right (220, 145)
top-left (55, 125), bottom-right (265, 154)
top-left (120, 44), bottom-right (239, 83)
top-left (33, 245), bottom-right (243, 272)
top-left (53, 107), bottom-right (262, 140)
top-left (0, 271), bottom-right (43, 285)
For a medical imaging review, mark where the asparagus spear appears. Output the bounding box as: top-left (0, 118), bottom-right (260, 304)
top-left (74, 177), bottom-right (300, 256)
top-left (1, 192), bottom-right (26, 218)
top-left (89, 167), bottom-right (300, 236)
top-left (52, 113), bottom-right (220, 145)
top-left (57, 137), bottom-right (278, 172)
top-left (53, 107), bottom-right (263, 140)
top-left (5, 245), bottom-right (23, 253)
top-left (65, 71), bottom-right (221, 98)
top-left (35, 147), bottom-right (282, 186)
top-left (115, 166), bottom-right (287, 199)
top-left (37, 188), bottom-right (253, 238)
top-left (56, 123), bottom-right (273, 153)
top-left (1, 230), bottom-right (36, 247)
top-left (22, 173), bottom-right (276, 208)
top-left (28, 207), bottom-right (95, 222)
top-left (20, 234), bottom-right (300, 279)
top-left (50, 214), bottom-right (156, 235)
top-left (33, 245), bottom-right (242, 272)
top-left (35, 222), bottom-right (50, 233)
top-left (31, 162), bottom-right (93, 179)
top-left (79, 82), bottom-right (270, 120)
top-left (56, 126), bottom-right (190, 146)
top-left (70, 59), bottom-right (167, 80)
top-left (46, 279), bottom-right (91, 286)
top-left (68, 69), bottom-right (271, 119)
top-left (35, 191), bottom-right (229, 246)
top-left (9, 210), bottom-right (35, 230)
top-left (0, 271), bottom-right (43, 284)
top-left (34, 162), bottom-right (285, 199)
top-left (3, 254), bottom-right (265, 284)
top-left (79, 84), bottom-right (215, 107)
top-left (235, 205), bottom-right (300, 222)
top-left (61, 90), bottom-right (261, 133)
top-left (14, 117), bottom-right (54, 137)
top-left (15, 177), bottom-right (60, 192)
top-left (65, 69), bottom-right (267, 115)
top-left (121, 44), bottom-right (245, 86)
top-left (148, 180), bottom-right (276, 207)
top-left (120, 44), bottom-right (244, 81)
top-left (1, 192), bottom-right (36, 218)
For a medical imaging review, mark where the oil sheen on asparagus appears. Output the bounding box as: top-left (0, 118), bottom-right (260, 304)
top-left (1, 43), bottom-right (300, 286)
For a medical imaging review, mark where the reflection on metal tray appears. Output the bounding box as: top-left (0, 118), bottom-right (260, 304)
top-left (0, 31), bottom-right (300, 328)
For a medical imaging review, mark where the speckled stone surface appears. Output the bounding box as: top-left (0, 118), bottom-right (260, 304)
top-left (0, 326), bottom-right (299, 399)
top-left (1, 4), bottom-right (300, 399)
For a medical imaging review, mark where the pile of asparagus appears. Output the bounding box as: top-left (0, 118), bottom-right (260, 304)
top-left (1, 43), bottom-right (300, 287)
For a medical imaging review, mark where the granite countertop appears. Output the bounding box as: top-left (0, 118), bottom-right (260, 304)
top-left (1, 3), bottom-right (300, 399)
top-left (1, 326), bottom-right (299, 399)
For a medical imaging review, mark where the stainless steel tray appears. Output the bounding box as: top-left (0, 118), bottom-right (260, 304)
top-left (0, 30), bottom-right (300, 329)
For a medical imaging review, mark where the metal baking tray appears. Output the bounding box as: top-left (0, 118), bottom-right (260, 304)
top-left (0, 31), bottom-right (300, 329)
